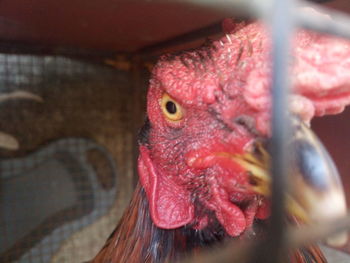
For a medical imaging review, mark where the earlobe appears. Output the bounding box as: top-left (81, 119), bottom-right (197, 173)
top-left (138, 146), bottom-right (194, 228)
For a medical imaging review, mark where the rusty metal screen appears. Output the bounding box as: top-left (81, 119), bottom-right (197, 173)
top-left (0, 54), bottom-right (143, 262)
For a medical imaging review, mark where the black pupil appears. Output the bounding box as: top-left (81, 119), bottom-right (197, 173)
top-left (166, 101), bottom-right (177, 114)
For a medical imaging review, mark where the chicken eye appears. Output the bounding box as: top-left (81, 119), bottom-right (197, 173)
top-left (161, 93), bottom-right (184, 121)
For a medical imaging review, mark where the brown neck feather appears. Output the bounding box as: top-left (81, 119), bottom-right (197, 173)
top-left (91, 184), bottom-right (183, 263)
top-left (92, 183), bottom-right (327, 263)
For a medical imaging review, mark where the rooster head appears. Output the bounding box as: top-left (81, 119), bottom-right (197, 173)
top-left (138, 19), bottom-right (350, 238)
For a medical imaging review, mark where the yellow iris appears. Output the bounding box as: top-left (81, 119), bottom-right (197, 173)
top-left (160, 93), bottom-right (184, 122)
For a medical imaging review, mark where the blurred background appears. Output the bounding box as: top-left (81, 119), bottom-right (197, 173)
top-left (0, 0), bottom-right (350, 262)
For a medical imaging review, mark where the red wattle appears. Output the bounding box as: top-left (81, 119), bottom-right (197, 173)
top-left (138, 146), bottom-right (195, 229)
top-left (214, 197), bottom-right (246, 236)
top-left (209, 179), bottom-right (247, 236)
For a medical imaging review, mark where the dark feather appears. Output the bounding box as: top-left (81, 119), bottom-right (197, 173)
top-left (92, 184), bottom-right (327, 263)
top-left (138, 118), bottom-right (151, 146)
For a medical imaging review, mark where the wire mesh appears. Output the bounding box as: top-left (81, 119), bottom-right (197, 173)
top-left (0, 53), bottom-right (146, 262)
top-left (1, 138), bottom-right (117, 262)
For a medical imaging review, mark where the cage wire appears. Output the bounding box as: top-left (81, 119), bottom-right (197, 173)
top-left (0, 53), bottom-right (146, 262)
top-left (1, 0), bottom-right (350, 263)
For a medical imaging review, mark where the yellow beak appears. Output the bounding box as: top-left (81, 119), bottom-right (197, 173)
top-left (233, 117), bottom-right (347, 246)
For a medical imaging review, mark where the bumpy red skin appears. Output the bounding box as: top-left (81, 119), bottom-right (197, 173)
top-left (138, 19), bottom-right (350, 237)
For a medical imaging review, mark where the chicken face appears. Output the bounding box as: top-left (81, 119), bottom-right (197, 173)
top-left (140, 68), bottom-right (268, 237)
top-left (138, 19), bottom-right (350, 238)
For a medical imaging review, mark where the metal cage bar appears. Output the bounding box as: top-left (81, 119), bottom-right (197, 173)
top-left (266, 0), bottom-right (295, 261)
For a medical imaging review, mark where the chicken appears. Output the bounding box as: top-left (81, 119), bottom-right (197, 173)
top-left (92, 18), bottom-right (350, 263)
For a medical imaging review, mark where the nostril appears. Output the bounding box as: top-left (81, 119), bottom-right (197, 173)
top-left (233, 115), bottom-right (258, 135)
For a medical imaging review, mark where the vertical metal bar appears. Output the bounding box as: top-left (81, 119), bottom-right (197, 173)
top-left (268, 0), bottom-right (295, 261)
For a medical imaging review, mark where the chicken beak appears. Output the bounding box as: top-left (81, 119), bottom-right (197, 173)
top-left (233, 117), bottom-right (348, 246)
